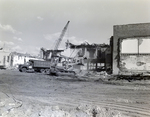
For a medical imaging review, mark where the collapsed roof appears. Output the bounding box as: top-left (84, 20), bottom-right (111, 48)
top-left (66, 42), bottom-right (109, 49)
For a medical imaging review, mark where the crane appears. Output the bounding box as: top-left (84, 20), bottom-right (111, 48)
top-left (51, 21), bottom-right (70, 58)
top-left (54, 21), bottom-right (70, 50)
top-left (48, 21), bottom-right (76, 75)
top-left (50, 21), bottom-right (70, 66)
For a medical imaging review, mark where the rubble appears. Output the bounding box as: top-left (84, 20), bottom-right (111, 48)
top-left (74, 70), bottom-right (111, 81)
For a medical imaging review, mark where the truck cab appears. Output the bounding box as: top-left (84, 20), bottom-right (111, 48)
top-left (18, 61), bottom-right (33, 72)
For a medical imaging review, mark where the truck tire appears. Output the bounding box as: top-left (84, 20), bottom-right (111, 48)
top-left (70, 71), bottom-right (76, 75)
top-left (45, 69), bottom-right (50, 74)
top-left (21, 67), bottom-right (27, 72)
top-left (40, 69), bottom-right (45, 74)
top-left (19, 69), bottom-right (22, 72)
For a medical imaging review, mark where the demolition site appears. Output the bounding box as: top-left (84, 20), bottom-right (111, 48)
top-left (0, 22), bottom-right (150, 117)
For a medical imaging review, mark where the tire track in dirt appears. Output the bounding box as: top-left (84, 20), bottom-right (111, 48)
top-left (49, 98), bottom-right (150, 117)
top-left (10, 82), bottom-right (150, 117)
top-left (95, 101), bottom-right (150, 117)
top-left (43, 91), bottom-right (150, 117)
top-left (26, 91), bottom-right (150, 117)
top-left (75, 93), bottom-right (150, 117)
top-left (1, 70), bottom-right (150, 117)
top-left (7, 90), bottom-right (150, 116)
top-left (39, 82), bottom-right (150, 117)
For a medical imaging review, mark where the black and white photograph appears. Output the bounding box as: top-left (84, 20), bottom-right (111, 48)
top-left (0, 0), bottom-right (150, 116)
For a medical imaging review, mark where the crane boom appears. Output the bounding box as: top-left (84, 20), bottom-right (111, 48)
top-left (54, 21), bottom-right (70, 50)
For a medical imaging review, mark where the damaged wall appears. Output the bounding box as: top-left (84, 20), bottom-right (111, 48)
top-left (74, 46), bottom-right (108, 71)
top-left (67, 42), bottom-right (109, 71)
top-left (113, 23), bottom-right (150, 75)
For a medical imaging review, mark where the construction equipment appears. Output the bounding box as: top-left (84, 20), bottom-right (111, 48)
top-left (18, 21), bottom-right (71, 74)
top-left (50, 21), bottom-right (70, 66)
top-left (54, 21), bottom-right (70, 50)
top-left (18, 59), bottom-right (51, 73)
top-left (49, 21), bottom-right (76, 75)
top-left (51, 21), bottom-right (70, 57)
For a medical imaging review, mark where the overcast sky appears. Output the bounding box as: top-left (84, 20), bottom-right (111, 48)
top-left (0, 0), bottom-right (150, 55)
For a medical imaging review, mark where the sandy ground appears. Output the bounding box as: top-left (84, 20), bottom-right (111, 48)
top-left (0, 70), bottom-right (150, 117)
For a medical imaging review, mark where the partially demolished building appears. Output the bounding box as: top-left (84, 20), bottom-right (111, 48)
top-left (40, 48), bottom-right (64, 60)
top-left (67, 42), bottom-right (109, 72)
top-left (112, 23), bottom-right (150, 76)
top-left (38, 23), bottom-right (150, 76)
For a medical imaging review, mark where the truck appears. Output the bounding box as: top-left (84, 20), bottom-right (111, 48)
top-left (18, 59), bottom-right (51, 73)
top-left (19, 21), bottom-right (73, 75)
top-left (18, 59), bottom-right (76, 76)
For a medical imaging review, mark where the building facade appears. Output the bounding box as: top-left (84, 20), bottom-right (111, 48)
top-left (112, 23), bottom-right (150, 75)
top-left (0, 51), bottom-right (40, 69)
top-left (0, 50), bottom-right (11, 69)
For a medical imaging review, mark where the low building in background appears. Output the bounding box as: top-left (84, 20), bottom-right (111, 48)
top-left (9, 52), bottom-right (42, 69)
top-left (0, 50), bottom-right (10, 69)
top-left (0, 50), bottom-right (41, 69)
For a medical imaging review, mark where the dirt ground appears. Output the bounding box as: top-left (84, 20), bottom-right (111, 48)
top-left (0, 70), bottom-right (150, 117)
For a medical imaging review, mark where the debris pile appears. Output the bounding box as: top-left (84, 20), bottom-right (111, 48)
top-left (75, 70), bottom-right (111, 81)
